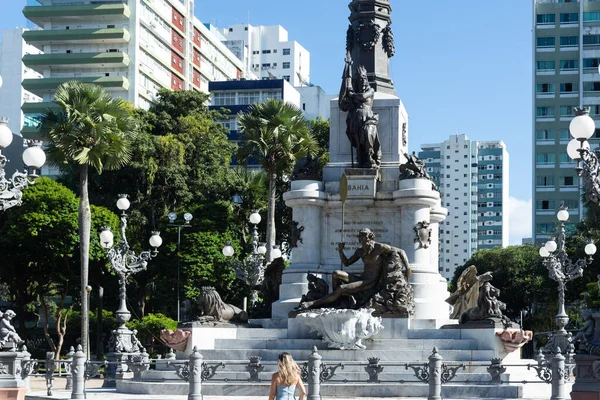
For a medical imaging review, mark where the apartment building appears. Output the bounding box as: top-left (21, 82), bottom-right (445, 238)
top-left (533, 0), bottom-right (600, 243)
top-left (0, 28), bottom-right (42, 139)
top-left (420, 135), bottom-right (509, 280)
top-left (20, 0), bottom-right (247, 140)
top-left (220, 24), bottom-right (310, 87)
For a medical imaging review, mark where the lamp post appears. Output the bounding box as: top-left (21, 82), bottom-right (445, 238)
top-left (167, 211), bottom-right (193, 322)
top-left (539, 206), bottom-right (596, 353)
top-left (223, 210), bottom-right (282, 307)
top-left (566, 107), bottom-right (600, 204)
top-left (99, 194), bottom-right (162, 354)
top-left (0, 118), bottom-right (46, 211)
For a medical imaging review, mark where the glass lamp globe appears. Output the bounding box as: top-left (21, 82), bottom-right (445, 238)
top-left (99, 228), bottom-right (114, 249)
top-left (271, 245), bottom-right (282, 259)
top-left (557, 208), bottom-right (570, 222)
top-left (0, 119), bottom-right (12, 149)
top-left (585, 242), bottom-right (597, 256)
top-left (545, 239), bottom-right (558, 253)
top-left (539, 247), bottom-right (550, 258)
top-left (257, 242), bottom-right (267, 255)
top-left (249, 210), bottom-right (261, 225)
top-left (116, 195), bottom-right (130, 211)
top-left (184, 213), bottom-right (193, 223)
top-left (149, 231), bottom-right (162, 248)
top-left (222, 242), bottom-right (234, 257)
top-left (570, 113), bottom-right (596, 140)
top-left (567, 139), bottom-right (590, 161)
top-left (22, 144), bottom-right (46, 169)
top-left (168, 212), bottom-right (177, 222)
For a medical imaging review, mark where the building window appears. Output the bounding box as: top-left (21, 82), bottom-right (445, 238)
top-left (537, 14), bottom-right (556, 24)
top-left (563, 176), bottom-right (575, 186)
top-left (262, 50), bottom-right (271, 54)
top-left (536, 106), bottom-right (555, 117)
top-left (583, 58), bottom-right (600, 69)
top-left (559, 59), bottom-right (578, 70)
top-left (283, 62), bottom-right (291, 69)
top-left (536, 129), bottom-right (553, 140)
top-left (283, 48), bottom-right (291, 55)
top-left (536, 61), bottom-right (555, 71)
top-left (536, 83), bottom-right (555, 94)
top-left (560, 13), bottom-right (579, 23)
top-left (536, 154), bottom-right (556, 165)
top-left (583, 81), bottom-right (600, 92)
top-left (537, 37), bottom-right (555, 48)
top-left (584, 12), bottom-right (600, 22)
top-left (560, 36), bottom-right (579, 47)
top-left (560, 105), bottom-right (576, 117)
top-left (584, 35), bottom-right (600, 46)
top-left (560, 82), bottom-right (575, 93)
top-left (283, 75), bottom-right (290, 81)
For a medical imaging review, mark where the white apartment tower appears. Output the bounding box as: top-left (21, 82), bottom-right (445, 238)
top-left (419, 135), bottom-right (510, 280)
top-left (220, 24), bottom-right (310, 87)
top-left (0, 28), bottom-right (42, 137)
top-left (21, 0), bottom-right (246, 140)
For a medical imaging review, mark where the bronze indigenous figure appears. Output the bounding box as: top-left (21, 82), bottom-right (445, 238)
top-left (339, 58), bottom-right (381, 169)
top-left (298, 228), bottom-right (413, 316)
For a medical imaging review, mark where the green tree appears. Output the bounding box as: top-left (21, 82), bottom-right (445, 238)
top-left (39, 81), bottom-right (137, 356)
top-left (237, 99), bottom-right (318, 262)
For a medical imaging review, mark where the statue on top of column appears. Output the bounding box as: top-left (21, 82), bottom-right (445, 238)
top-left (339, 58), bottom-right (381, 169)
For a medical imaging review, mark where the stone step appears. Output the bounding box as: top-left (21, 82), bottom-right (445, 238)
top-left (199, 382), bottom-right (524, 398)
top-left (213, 338), bottom-right (479, 351)
top-left (407, 329), bottom-right (463, 340)
top-left (200, 349), bottom-right (496, 362)
top-left (234, 328), bottom-right (288, 339)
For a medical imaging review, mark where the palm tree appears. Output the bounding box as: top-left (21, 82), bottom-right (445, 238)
top-left (237, 99), bottom-right (317, 262)
top-left (40, 81), bottom-right (137, 356)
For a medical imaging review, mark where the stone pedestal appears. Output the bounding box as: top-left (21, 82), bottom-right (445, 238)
top-left (570, 312), bottom-right (600, 400)
top-left (0, 388), bottom-right (26, 400)
top-left (0, 350), bottom-right (30, 400)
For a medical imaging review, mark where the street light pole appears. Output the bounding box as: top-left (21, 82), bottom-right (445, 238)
top-left (167, 211), bottom-right (193, 322)
top-left (539, 206), bottom-right (596, 354)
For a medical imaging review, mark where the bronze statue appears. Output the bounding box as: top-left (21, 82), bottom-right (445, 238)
top-left (459, 281), bottom-right (508, 325)
top-left (339, 59), bottom-right (381, 169)
top-left (445, 266), bottom-right (493, 319)
top-left (196, 287), bottom-right (248, 323)
top-left (301, 273), bottom-right (329, 303)
top-left (299, 228), bottom-right (411, 313)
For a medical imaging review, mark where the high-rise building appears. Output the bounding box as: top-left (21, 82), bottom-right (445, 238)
top-left (532, 0), bottom-right (600, 243)
top-left (420, 135), bottom-right (509, 280)
top-left (219, 24), bottom-right (310, 87)
top-left (21, 0), bottom-right (247, 140)
top-left (0, 28), bottom-right (42, 139)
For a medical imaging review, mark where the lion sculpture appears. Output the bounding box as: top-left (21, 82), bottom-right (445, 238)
top-left (196, 287), bottom-right (248, 323)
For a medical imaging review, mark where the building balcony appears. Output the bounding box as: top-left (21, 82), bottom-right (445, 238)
top-left (21, 101), bottom-right (60, 115)
top-left (23, 52), bottom-right (130, 73)
top-left (23, 4), bottom-right (130, 27)
top-left (22, 76), bottom-right (130, 96)
top-left (23, 28), bottom-right (130, 49)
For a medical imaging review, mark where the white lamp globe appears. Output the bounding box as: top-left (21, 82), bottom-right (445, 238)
top-left (567, 139), bottom-right (590, 161)
top-left (22, 144), bottom-right (46, 169)
top-left (249, 210), bottom-right (261, 225)
top-left (569, 113), bottom-right (596, 140)
top-left (271, 245), bottom-right (282, 259)
top-left (168, 212), bottom-right (177, 222)
top-left (116, 195), bottom-right (130, 211)
top-left (257, 242), bottom-right (267, 255)
top-left (149, 231), bottom-right (162, 248)
top-left (545, 239), bottom-right (558, 253)
top-left (585, 242), bottom-right (597, 256)
top-left (222, 242), bottom-right (234, 257)
top-left (539, 247), bottom-right (550, 258)
top-left (0, 119), bottom-right (13, 149)
top-left (99, 228), bottom-right (114, 249)
top-left (557, 208), bottom-right (570, 222)
top-left (183, 213), bottom-right (193, 223)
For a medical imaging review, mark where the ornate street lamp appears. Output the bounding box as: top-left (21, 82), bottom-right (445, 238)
top-left (99, 194), bottom-right (162, 354)
top-left (539, 206), bottom-right (596, 353)
top-left (0, 118), bottom-right (46, 211)
top-left (567, 107), bottom-right (600, 203)
top-left (223, 210), bottom-right (270, 306)
top-left (167, 211), bottom-right (193, 322)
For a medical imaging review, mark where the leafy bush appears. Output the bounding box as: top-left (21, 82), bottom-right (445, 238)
top-left (126, 313), bottom-right (177, 345)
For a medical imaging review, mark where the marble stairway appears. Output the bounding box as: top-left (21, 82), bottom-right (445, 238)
top-left (118, 320), bottom-right (533, 398)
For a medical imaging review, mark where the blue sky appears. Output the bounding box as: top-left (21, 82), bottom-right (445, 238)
top-left (1, 0), bottom-right (534, 242)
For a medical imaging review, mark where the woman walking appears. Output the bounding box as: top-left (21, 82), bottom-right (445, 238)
top-left (268, 352), bottom-right (306, 400)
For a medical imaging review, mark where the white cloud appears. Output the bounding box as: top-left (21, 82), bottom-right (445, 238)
top-left (508, 197), bottom-right (532, 245)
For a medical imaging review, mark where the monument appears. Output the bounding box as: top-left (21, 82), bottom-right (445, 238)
top-left (0, 310), bottom-right (34, 399)
top-left (274, 0), bottom-right (450, 322)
